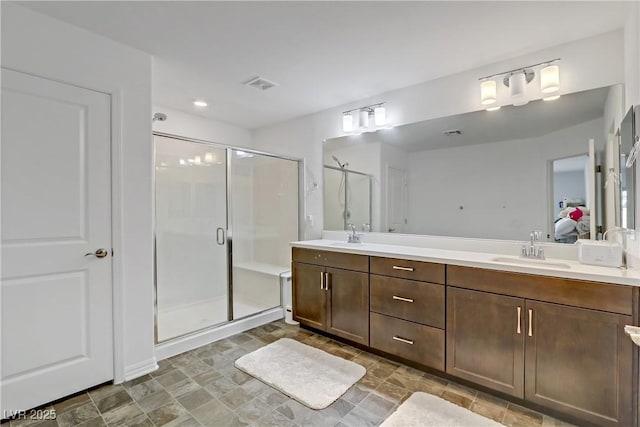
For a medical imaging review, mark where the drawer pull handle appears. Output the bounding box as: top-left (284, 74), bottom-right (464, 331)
top-left (392, 336), bottom-right (414, 345)
top-left (392, 266), bottom-right (414, 272)
top-left (392, 295), bottom-right (414, 303)
top-left (319, 272), bottom-right (324, 290)
top-left (516, 306), bottom-right (521, 334)
top-left (528, 309), bottom-right (533, 337)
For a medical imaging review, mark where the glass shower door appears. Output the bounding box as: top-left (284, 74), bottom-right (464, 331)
top-left (229, 150), bottom-right (299, 319)
top-left (154, 135), bottom-right (228, 341)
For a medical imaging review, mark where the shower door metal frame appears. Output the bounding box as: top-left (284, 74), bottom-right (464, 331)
top-left (323, 164), bottom-right (373, 231)
top-left (152, 132), bottom-right (303, 344)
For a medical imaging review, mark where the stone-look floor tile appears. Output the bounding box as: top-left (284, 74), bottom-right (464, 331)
top-left (176, 389), bottom-right (213, 412)
top-left (200, 354), bottom-right (232, 370)
top-left (101, 403), bottom-right (143, 427)
top-left (95, 390), bottom-right (133, 414)
top-left (165, 380), bottom-right (200, 399)
top-left (190, 400), bottom-right (235, 427)
top-left (136, 390), bottom-right (174, 413)
top-left (229, 334), bottom-right (253, 345)
top-left (350, 354), bottom-right (379, 370)
top-left (235, 398), bottom-right (273, 424)
top-left (441, 390), bottom-right (474, 409)
top-left (74, 417), bottom-right (106, 427)
top-left (239, 379), bottom-right (271, 396)
top-left (357, 374), bottom-right (383, 391)
top-left (225, 348), bottom-right (250, 361)
top-left (238, 339), bottom-right (264, 353)
top-left (469, 393), bottom-right (508, 424)
top-left (203, 377), bottom-right (237, 399)
top-left (178, 361), bottom-right (212, 378)
top-left (342, 385), bottom-right (370, 406)
top-left (258, 390), bottom-right (290, 409)
top-left (384, 371), bottom-right (414, 390)
top-left (251, 410), bottom-right (297, 427)
top-left (9, 420), bottom-right (58, 427)
top-left (57, 402), bottom-right (100, 427)
top-left (227, 370), bottom-right (252, 386)
top-left (340, 406), bottom-right (384, 427)
top-left (119, 415), bottom-right (153, 427)
top-left (127, 379), bottom-right (163, 402)
top-left (210, 340), bottom-right (235, 354)
top-left (159, 415), bottom-right (200, 427)
top-left (190, 371), bottom-right (221, 387)
top-left (368, 363), bottom-right (397, 381)
top-left (150, 361), bottom-right (174, 378)
top-left (220, 388), bottom-right (253, 410)
top-left (275, 399), bottom-right (316, 425)
top-left (88, 385), bottom-right (123, 403)
top-left (445, 382), bottom-right (479, 400)
top-left (541, 415), bottom-right (578, 426)
top-left (122, 376), bottom-right (151, 389)
top-left (154, 371), bottom-right (188, 388)
top-left (146, 402), bottom-right (188, 427)
top-left (373, 381), bottom-right (409, 403)
top-left (355, 393), bottom-right (395, 419)
top-left (503, 404), bottom-right (544, 426)
top-left (53, 393), bottom-right (91, 414)
top-left (317, 398), bottom-right (354, 420)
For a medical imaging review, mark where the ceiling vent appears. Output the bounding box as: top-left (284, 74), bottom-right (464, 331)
top-left (443, 129), bottom-right (462, 136)
top-left (244, 76), bottom-right (278, 91)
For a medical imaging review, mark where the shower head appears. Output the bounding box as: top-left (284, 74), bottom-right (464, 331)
top-left (152, 112), bottom-right (167, 122)
top-left (332, 155), bottom-right (348, 169)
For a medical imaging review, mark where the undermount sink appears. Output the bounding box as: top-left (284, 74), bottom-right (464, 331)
top-left (491, 256), bottom-right (571, 269)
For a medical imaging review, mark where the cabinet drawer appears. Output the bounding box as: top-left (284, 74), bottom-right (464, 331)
top-left (370, 312), bottom-right (444, 370)
top-left (370, 257), bottom-right (445, 284)
top-left (292, 247), bottom-right (368, 272)
top-left (447, 265), bottom-right (634, 315)
top-left (370, 275), bottom-right (444, 328)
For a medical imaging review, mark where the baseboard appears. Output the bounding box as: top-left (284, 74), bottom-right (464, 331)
top-left (155, 307), bottom-right (284, 360)
top-left (121, 357), bottom-right (159, 382)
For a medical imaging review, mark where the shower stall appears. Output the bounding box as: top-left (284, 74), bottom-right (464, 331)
top-left (154, 134), bottom-right (301, 343)
top-left (324, 163), bottom-right (372, 231)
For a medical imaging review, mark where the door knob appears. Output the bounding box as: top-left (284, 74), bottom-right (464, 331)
top-left (85, 248), bottom-right (109, 258)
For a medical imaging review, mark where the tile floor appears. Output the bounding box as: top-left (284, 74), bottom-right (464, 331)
top-left (4, 320), bottom-right (576, 427)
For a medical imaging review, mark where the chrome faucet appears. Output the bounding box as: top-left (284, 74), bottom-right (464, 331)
top-left (347, 224), bottom-right (362, 244)
top-left (521, 230), bottom-right (545, 259)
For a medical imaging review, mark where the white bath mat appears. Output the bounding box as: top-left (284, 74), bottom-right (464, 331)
top-left (234, 338), bottom-right (365, 409)
top-left (381, 392), bottom-right (504, 427)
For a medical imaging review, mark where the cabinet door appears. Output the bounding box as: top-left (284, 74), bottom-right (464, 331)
top-left (292, 262), bottom-right (326, 330)
top-left (326, 267), bottom-right (369, 345)
top-left (525, 301), bottom-right (633, 427)
top-left (447, 287), bottom-right (525, 397)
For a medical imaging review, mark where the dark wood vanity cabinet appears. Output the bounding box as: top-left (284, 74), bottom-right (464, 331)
top-left (369, 257), bottom-right (445, 370)
top-left (292, 248), bottom-right (369, 345)
top-left (447, 265), bottom-right (635, 427)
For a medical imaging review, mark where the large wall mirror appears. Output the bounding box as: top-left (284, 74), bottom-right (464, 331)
top-left (324, 84), bottom-right (632, 242)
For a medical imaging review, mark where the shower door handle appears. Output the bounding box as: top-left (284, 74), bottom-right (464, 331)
top-left (216, 228), bottom-right (226, 245)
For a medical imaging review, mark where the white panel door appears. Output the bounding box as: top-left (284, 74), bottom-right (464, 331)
top-left (1, 69), bottom-right (113, 412)
top-left (387, 166), bottom-right (407, 233)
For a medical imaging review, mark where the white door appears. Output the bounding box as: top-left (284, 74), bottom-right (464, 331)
top-left (587, 139), bottom-right (598, 238)
top-left (387, 166), bottom-right (408, 233)
top-left (1, 69), bottom-right (113, 412)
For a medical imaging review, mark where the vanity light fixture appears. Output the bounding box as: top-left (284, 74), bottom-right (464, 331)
top-left (193, 100), bottom-right (208, 107)
top-left (342, 102), bottom-right (386, 133)
top-left (478, 59), bottom-right (560, 107)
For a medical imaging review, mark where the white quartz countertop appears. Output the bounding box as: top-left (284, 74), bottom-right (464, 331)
top-left (291, 239), bottom-right (640, 287)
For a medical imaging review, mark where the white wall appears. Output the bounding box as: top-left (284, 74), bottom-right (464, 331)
top-left (624, 3), bottom-right (640, 226)
top-left (405, 118), bottom-right (603, 240)
top-left (553, 171), bottom-right (587, 217)
top-left (1, 3), bottom-right (154, 381)
top-left (152, 106), bottom-right (253, 148)
top-left (252, 31), bottom-right (625, 239)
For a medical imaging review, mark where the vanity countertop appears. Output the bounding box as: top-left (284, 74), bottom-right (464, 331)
top-left (291, 239), bottom-right (640, 287)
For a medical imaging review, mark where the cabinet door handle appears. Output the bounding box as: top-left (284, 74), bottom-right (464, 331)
top-left (325, 272), bottom-right (330, 291)
top-left (392, 266), bottom-right (414, 272)
top-left (392, 295), bottom-right (414, 303)
top-left (392, 336), bottom-right (414, 345)
top-left (319, 272), bottom-right (325, 290)
top-left (516, 306), bottom-right (522, 334)
top-left (528, 309), bottom-right (533, 337)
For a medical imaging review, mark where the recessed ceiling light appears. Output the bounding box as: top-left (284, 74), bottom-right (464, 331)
top-left (193, 100), bottom-right (208, 107)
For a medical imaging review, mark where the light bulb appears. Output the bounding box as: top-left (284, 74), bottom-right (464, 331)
top-left (374, 106), bottom-right (386, 126)
top-left (204, 152), bottom-right (214, 163)
top-left (342, 113), bottom-right (354, 132)
top-left (480, 80), bottom-right (497, 105)
top-left (359, 109), bottom-right (369, 129)
top-left (540, 65), bottom-right (560, 94)
top-left (509, 72), bottom-right (526, 99)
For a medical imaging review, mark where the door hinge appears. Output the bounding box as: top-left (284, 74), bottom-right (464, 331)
top-left (596, 225), bottom-right (603, 234)
top-left (111, 249), bottom-right (114, 257)
top-left (595, 165), bottom-right (602, 173)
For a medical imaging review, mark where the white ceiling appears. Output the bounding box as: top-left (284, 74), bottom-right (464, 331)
top-left (20, 1), bottom-right (632, 130)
